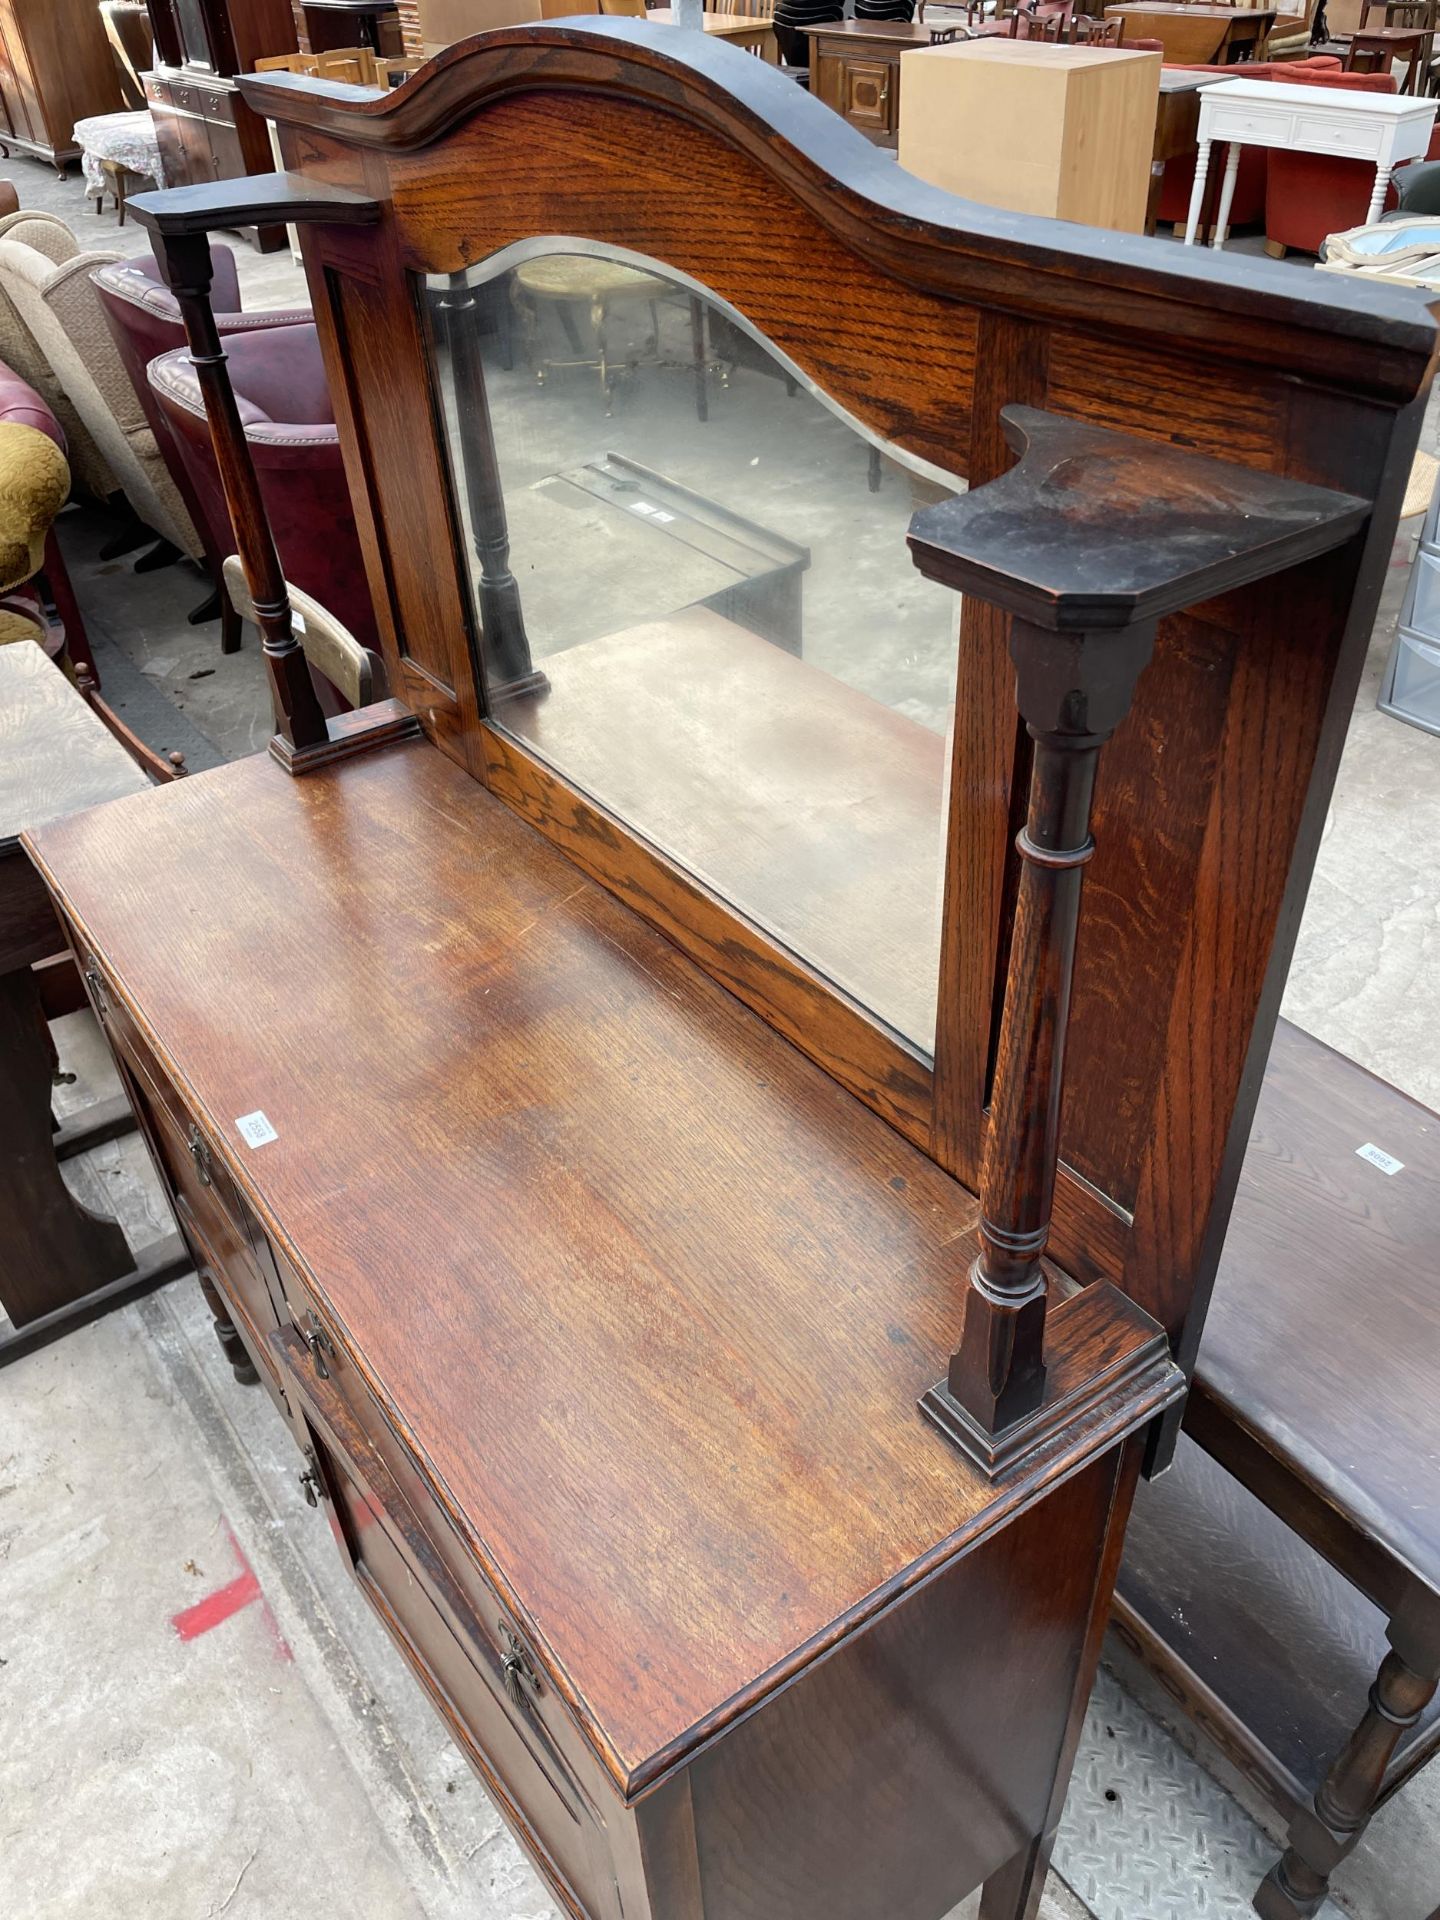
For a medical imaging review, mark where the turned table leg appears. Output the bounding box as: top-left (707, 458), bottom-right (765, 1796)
top-left (1184, 139), bottom-right (1212, 245)
top-left (197, 1269), bottom-right (260, 1387)
top-left (1366, 161), bottom-right (1395, 226)
top-left (0, 965), bottom-right (131, 1326)
top-left (1213, 143), bottom-right (1242, 250)
top-left (1255, 1624), bottom-right (1440, 1920)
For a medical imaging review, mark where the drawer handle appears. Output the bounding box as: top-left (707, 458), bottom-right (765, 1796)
top-left (84, 964), bottom-right (108, 1014)
top-left (302, 1310), bottom-right (334, 1380)
top-left (501, 1626), bottom-right (542, 1709)
top-left (187, 1123), bottom-right (212, 1187)
top-left (299, 1450), bottom-right (322, 1508)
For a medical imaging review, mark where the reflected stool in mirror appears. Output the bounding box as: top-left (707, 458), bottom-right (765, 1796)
top-left (512, 256), bottom-right (727, 419)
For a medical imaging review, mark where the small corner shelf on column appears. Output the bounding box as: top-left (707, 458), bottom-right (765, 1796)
top-left (906, 406), bottom-right (1370, 1480)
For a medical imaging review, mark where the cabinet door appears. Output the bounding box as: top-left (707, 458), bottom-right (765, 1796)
top-left (839, 55), bottom-right (897, 139)
top-left (205, 111), bottom-right (245, 182)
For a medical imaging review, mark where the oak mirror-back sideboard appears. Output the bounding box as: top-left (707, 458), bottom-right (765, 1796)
top-left (24, 24), bottom-right (1438, 1920)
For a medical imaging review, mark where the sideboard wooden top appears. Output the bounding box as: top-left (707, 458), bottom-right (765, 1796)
top-left (27, 739), bottom-right (1170, 1794)
top-left (0, 643), bottom-right (147, 854)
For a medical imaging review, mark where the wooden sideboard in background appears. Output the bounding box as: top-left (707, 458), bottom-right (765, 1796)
top-left (140, 0), bottom-right (297, 252)
top-left (0, 0), bottom-right (124, 175)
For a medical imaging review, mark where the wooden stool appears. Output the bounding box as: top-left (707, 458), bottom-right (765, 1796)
top-left (0, 644), bottom-right (190, 1364)
top-left (512, 256), bottom-right (726, 419)
top-left (1114, 1020), bottom-right (1440, 1920)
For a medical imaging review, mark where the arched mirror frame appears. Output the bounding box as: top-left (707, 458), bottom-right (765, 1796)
top-left (244, 25), bottom-right (1434, 1392)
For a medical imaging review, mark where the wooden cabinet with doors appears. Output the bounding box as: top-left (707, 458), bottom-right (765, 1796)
top-left (802, 19), bottom-right (934, 146)
top-left (32, 26), bottom-right (1437, 1920)
top-left (140, 0), bottom-right (297, 250)
top-left (0, 0), bottom-right (124, 175)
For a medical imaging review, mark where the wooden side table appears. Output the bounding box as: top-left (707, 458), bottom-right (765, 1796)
top-left (1150, 70), bottom-right (1226, 233)
top-left (0, 644), bottom-right (188, 1363)
top-left (1115, 1021), bottom-right (1440, 1920)
top-left (1184, 76), bottom-right (1438, 245)
top-left (1103, 3), bottom-right (1274, 62)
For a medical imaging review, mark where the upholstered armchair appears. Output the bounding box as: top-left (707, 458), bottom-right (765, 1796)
top-left (0, 211), bottom-right (116, 503)
top-left (0, 217), bottom-right (201, 572)
top-left (0, 360), bottom-right (72, 649)
top-left (93, 253), bottom-right (307, 652)
top-left (147, 323), bottom-right (382, 668)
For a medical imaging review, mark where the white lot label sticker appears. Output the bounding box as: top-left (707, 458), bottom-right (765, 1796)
top-left (236, 1111), bottom-right (279, 1149)
top-left (1356, 1141), bottom-right (1404, 1175)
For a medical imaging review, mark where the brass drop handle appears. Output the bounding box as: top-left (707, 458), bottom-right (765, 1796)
top-left (302, 1309), bottom-right (333, 1380)
top-left (299, 1458), bottom-right (321, 1508)
top-left (501, 1627), bottom-right (541, 1709)
top-left (84, 964), bottom-right (108, 1014)
top-left (187, 1123), bottom-right (212, 1187)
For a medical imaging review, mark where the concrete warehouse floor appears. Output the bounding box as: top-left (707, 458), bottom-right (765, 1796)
top-left (1, 136), bottom-right (1438, 1920)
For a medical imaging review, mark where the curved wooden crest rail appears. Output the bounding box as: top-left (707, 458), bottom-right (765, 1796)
top-left (42, 22), bottom-right (1428, 1920)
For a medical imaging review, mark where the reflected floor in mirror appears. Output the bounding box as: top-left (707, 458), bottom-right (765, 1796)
top-left (426, 250), bottom-right (966, 1057)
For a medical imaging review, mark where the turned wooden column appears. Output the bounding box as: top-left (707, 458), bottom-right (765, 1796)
top-left (130, 175), bottom-right (394, 774)
top-left (909, 405), bottom-right (1371, 1478)
top-left (1256, 1626), bottom-right (1440, 1920)
top-left (950, 617), bottom-right (1155, 1440)
top-left (437, 271), bottom-right (544, 701)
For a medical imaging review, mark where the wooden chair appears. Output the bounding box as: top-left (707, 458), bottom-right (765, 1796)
top-left (1073, 13), bottom-right (1122, 41)
top-left (598, 0), bottom-right (649, 15)
top-left (1011, 0), bottom-right (1076, 39)
top-left (221, 556), bottom-right (381, 711)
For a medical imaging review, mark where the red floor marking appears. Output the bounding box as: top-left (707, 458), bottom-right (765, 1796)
top-left (172, 1567), bottom-right (260, 1641)
top-left (171, 1516), bottom-right (293, 1661)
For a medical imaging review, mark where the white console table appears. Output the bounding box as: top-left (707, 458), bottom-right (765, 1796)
top-left (1182, 79), bottom-right (1438, 248)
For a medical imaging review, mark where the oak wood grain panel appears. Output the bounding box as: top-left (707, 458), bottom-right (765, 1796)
top-left (931, 310), bottom-right (1047, 1191)
top-left (1061, 608), bottom-right (1237, 1211)
top-left (1129, 383), bottom-right (1424, 1370)
top-left (240, 26), bottom-right (1438, 406)
top-left (684, 1452), bottom-right (1118, 1920)
top-left (1046, 333), bottom-right (1287, 474)
top-left (304, 238), bottom-right (488, 773)
top-left (388, 92), bottom-right (980, 479)
top-left (26, 741), bottom-right (1170, 1797)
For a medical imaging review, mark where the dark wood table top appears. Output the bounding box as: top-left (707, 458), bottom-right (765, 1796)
top-left (26, 730), bottom-right (1174, 1792)
top-left (0, 643), bottom-right (146, 858)
top-left (800, 19), bottom-right (939, 45)
top-left (1193, 1020), bottom-right (1440, 1594)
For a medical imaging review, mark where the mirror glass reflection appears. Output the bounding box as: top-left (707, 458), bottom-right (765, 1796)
top-left (424, 245), bottom-right (964, 1056)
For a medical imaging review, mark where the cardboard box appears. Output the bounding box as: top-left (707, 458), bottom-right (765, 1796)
top-left (898, 39), bottom-right (1162, 235)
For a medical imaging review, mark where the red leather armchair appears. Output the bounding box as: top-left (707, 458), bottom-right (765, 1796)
top-left (145, 323), bottom-right (381, 688)
top-left (92, 250), bottom-right (310, 652)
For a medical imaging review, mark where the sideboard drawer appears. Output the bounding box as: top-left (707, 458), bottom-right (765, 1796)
top-left (1295, 113), bottom-right (1382, 159)
top-left (274, 1327), bottom-right (624, 1920)
top-left (74, 939), bottom-right (287, 1364)
top-left (1209, 105), bottom-right (1294, 145)
top-left (263, 1247), bottom-right (620, 1812)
